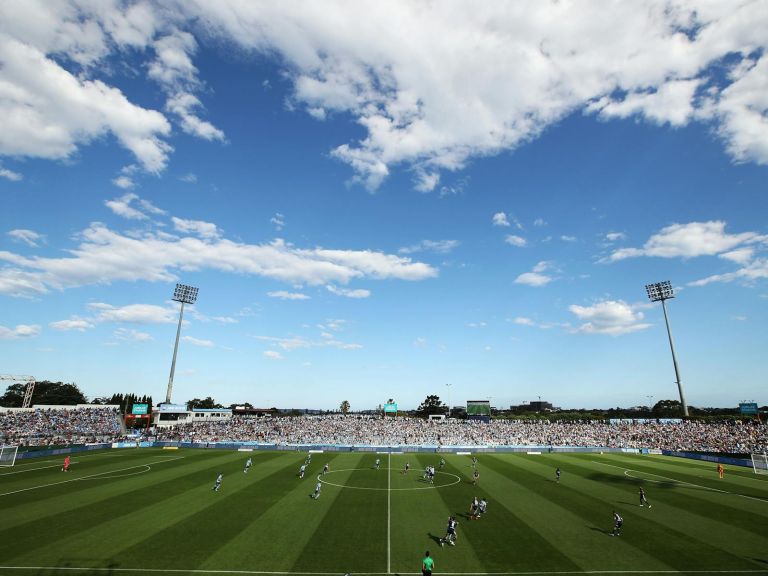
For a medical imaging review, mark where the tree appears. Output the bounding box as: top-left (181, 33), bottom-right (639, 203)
top-left (340, 400), bottom-right (351, 414)
top-left (187, 397), bottom-right (223, 410)
top-left (417, 394), bottom-right (446, 416)
top-left (0, 381), bottom-right (87, 407)
top-left (653, 399), bottom-right (685, 417)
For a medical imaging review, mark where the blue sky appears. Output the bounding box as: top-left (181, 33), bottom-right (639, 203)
top-left (1, 1), bottom-right (766, 410)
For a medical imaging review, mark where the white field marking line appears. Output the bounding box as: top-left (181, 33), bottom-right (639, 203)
top-left (317, 468), bottom-right (461, 491)
top-left (592, 460), bottom-right (768, 504)
top-left (0, 568), bottom-right (766, 575)
top-left (387, 450), bottom-right (391, 575)
top-left (8, 450), bottom-right (123, 468)
top-left (0, 456), bottom-right (184, 497)
top-left (0, 463), bottom-right (80, 476)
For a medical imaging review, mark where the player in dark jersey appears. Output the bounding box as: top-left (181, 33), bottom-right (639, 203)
top-left (404, 462), bottom-right (410, 474)
top-left (441, 516), bottom-right (458, 546)
top-left (439, 457), bottom-right (445, 469)
top-left (555, 467), bottom-right (561, 483)
top-left (472, 468), bottom-right (479, 485)
top-left (610, 511), bottom-right (623, 536)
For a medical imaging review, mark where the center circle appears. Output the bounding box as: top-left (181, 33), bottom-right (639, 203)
top-left (317, 468), bottom-right (461, 491)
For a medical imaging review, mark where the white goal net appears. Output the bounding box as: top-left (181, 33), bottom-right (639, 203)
top-left (0, 445), bottom-right (18, 467)
top-left (751, 453), bottom-right (768, 475)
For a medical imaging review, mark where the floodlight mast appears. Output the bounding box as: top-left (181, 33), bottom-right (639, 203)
top-left (165, 283), bottom-right (199, 404)
top-left (645, 281), bottom-right (688, 417)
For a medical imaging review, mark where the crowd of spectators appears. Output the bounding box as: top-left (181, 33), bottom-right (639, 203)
top-left (0, 407), bottom-right (121, 446)
top-left (149, 415), bottom-right (767, 454)
top-left (2, 409), bottom-right (765, 453)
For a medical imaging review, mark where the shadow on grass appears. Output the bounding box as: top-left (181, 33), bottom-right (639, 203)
top-left (588, 472), bottom-right (678, 489)
top-left (38, 558), bottom-right (120, 576)
top-left (588, 526), bottom-right (609, 535)
top-left (427, 532), bottom-right (444, 546)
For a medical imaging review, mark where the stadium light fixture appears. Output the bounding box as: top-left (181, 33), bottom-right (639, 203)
top-left (165, 283), bottom-right (199, 404)
top-left (645, 280), bottom-right (688, 417)
top-left (445, 383), bottom-right (452, 418)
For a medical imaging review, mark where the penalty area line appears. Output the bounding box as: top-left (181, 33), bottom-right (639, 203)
top-left (0, 456), bottom-right (184, 497)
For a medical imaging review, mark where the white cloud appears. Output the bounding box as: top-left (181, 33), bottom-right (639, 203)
top-left (719, 247), bottom-right (754, 264)
top-left (166, 92), bottom-right (226, 141)
top-left (607, 221), bottom-right (763, 261)
top-left (2, 2), bottom-right (768, 187)
top-left (512, 317), bottom-right (534, 326)
top-left (113, 328), bottom-right (153, 342)
top-left (326, 285), bottom-right (371, 299)
top-left (49, 317), bottom-right (94, 331)
top-left (568, 300), bottom-right (652, 336)
top-left (270, 213), bottom-right (285, 231)
top-left (112, 175), bottom-right (135, 190)
top-left (466, 321), bottom-right (486, 328)
top-left (0, 323), bottom-right (40, 339)
top-left (505, 235), bottom-right (527, 248)
top-left (561, 235), bottom-right (577, 242)
top-left (268, 290), bottom-right (310, 300)
top-left (179, 173), bottom-right (197, 183)
top-left (413, 337), bottom-right (427, 348)
top-left (105, 193), bottom-right (147, 220)
top-left (515, 261), bottom-right (555, 287)
top-left (8, 229), bottom-right (45, 247)
top-left (605, 232), bottom-right (626, 242)
top-left (256, 334), bottom-right (362, 352)
top-left (688, 258), bottom-right (768, 287)
top-left (398, 239), bottom-right (459, 254)
top-left (182, 335), bottom-right (215, 347)
top-left (88, 302), bottom-right (177, 324)
top-left (492, 212), bottom-right (510, 227)
top-left (533, 218), bottom-right (546, 227)
top-left (171, 216), bottom-right (220, 240)
top-left (0, 164), bottom-right (23, 181)
top-left (263, 350), bottom-right (283, 360)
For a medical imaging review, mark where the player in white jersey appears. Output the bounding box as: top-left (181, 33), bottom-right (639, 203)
top-left (313, 481), bottom-right (322, 499)
top-left (299, 464), bottom-right (306, 479)
top-left (323, 463), bottom-right (329, 475)
top-left (212, 473), bottom-right (223, 492)
top-left (375, 458), bottom-right (381, 469)
top-left (244, 457), bottom-right (252, 473)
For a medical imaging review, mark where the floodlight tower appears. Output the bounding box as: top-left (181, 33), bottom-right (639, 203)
top-left (165, 283), bottom-right (199, 404)
top-left (445, 383), bottom-right (452, 418)
top-left (645, 280), bottom-right (688, 417)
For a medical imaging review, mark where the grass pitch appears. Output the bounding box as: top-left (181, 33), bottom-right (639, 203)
top-left (0, 448), bottom-right (766, 575)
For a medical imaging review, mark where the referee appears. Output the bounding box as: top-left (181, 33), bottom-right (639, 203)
top-left (422, 551), bottom-right (434, 576)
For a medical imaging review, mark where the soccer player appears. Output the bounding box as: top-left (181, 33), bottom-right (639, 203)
top-left (472, 456), bottom-right (478, 468)
top-left (439, 457), bottom-right (445, 469)
top-left (305, 454), bottom-right (312, 465)
top-left (472, 468), bottom-right (479, 485)
top-left (478, 498), bottom-right (487, 518)
top-left (717, 463), bottom-right (724, 479)
top-left (62, 455), bottom-right (70, 472)
top-left (469, 496), bottom-right (479, 518)
top-left (313, 481), bottom-right (322, 499)
top-left (428, 466), bottom-right (435, 483)
top-left (404, 462), bottom-right (410, 474)
top-left (375, 458), bottom-right (381, 470)
top-left (244, 457), bottom-right (252, 473)
top-left (299, 464), bottom-right (306, 479)
top-left (610, 511), bottom-right (623, 536)
top-left (441, 516), bottom-right (458, 546)
top-left (212, 473), bottom-right (223, 492)
top-left (639, 487), bottom-right (651, 508)
top-left (555, 467), bottom-right (561, 483)
top-left (323, 463), bottom-right (329, 475)
top-left (422, 551), bottom-right (434, 576)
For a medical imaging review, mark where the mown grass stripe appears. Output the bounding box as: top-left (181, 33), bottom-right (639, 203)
top-left (499, 455), bottom-right (763, 571)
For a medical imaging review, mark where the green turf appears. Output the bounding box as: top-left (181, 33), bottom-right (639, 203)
top-left (0, 448), bottom-right (766, 575)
